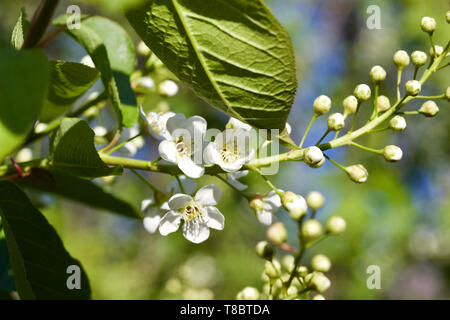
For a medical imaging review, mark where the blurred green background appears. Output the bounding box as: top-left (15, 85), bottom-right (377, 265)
top-left (0, 0), bottom-right (449, 299)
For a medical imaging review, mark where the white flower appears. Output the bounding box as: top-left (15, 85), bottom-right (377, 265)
top-left (93, 125), bottom-right (107, 137)
top-left (226, 117), bottom-right (252, 132)
top-left (249, 191), bottom-right (282, 225)
top-left (205, 129), bottom-right (254, 172)
top-left (139, 106), bottom-right (175, 141)
top-left (167, 176), bottom-right (197, 195)
top-left (159, 185), bottom-right (224, 243)
top-left (158, 113), bottom-right (207, 178)
top-left (135, 76), bottom-right (155, 90)
top-left (80, 55), bottom-right (95, 68)
top-left (158, 80), bottom-right (179, 96)
top-left (226, 170), bottom-right (248, 191)
top-left (142, 193), bottom-right (170, 234)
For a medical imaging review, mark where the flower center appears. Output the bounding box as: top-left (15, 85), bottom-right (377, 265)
top-left (181, 201), bottom-right (204, 223)
top-left (221, 142), bottom-right (238, 164)
top-left (175, 136), bottom-right (192, 156)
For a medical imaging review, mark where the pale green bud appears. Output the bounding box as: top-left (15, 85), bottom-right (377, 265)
top-left (287, 285), bottom-right (298, 296)
top-left (306, 191), bottom-right (325, 210)
top-left (370, 65), bottom-right (386, 83)
top-left (137, 41), bottom-right (151, 56)
top-left (383, 145), bottom-right (403, 162)
top-left (393, 50), bottom-right (410, 68)
top-left (267, 222), bottom-right (288, 244)
top-left (389, 115), bottom-right (407, 131)
top-left (302, 219), bottom-right (323, 241)
top-left (282, 191), bottom-right (308, 220)
top-left (421, 16), bottom-right (436, 33)
top-left (313, 294), bottom-right (326, 300)
top-left (376, 95), bottom-right (391, 112)
top-left (430, 45), bottom-right (443, 57)
top-left (249, 195), bottom-right (264, 212)
top-left (16, 148), bottom-right (33, 163)
top-left (255, 241), bottom-right (274, 261)
top-left (346, 164), bottom-right (368, 183)
top-left (311, 254), bottom-right (331, 272)
top-left (304, 146), bottom-right (324, 167)
top-left (446, 87), bottom-right (450, 102)
top-left (313, 95), bottom-right (332, 115)
top-left (354, 84), bottom-right (371, 101)
top-left (343, 95), bottom-right (358, 114)
top-left (282, 255), bottom-right (295, 272)
top-left (327, 112), bottom-right (345, 131)
top-left (411, 50), bottom-right (427, 66)
top-left (405, 80), bottom-right (421, 96)
top-left (308, 272), bottom-right (331, 293)
top-left (158, 80), bottom-right (179, 97)
top-left (419, 100), bottom-right (439, 117)
top-left (297, 265), bottom-right (309, 277)
top-left (236, 287), bottom-right (260, 300)
top-left (265, 260), bottom-right (281, 278)
top-left (447, 11), bottom-right (450, 23)
top-left (325, 216), bottom-right (346, 235)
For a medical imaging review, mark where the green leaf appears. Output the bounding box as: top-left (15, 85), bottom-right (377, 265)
top-left (125, 0), bottom-right (297, 129)
top-left (50, 118), bottom-right (123, 177)
top-left (0, 181), bottom-right (91, 299)
top-left (11, 8), bottom-right (29, 49)
top-left (0, 238), bottom-right (16, 293)
top-left (56, 16), bottom-right (138, 128)
top-left (0, 49), bottom-right (49, 162)
top-left (39, 61), bottom-right (100, 123)
top-left (21, 168), bottom-right (142, 220)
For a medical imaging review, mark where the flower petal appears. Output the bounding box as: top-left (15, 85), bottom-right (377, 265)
top-left (205, 206), bottom-right (225, 230)
top-left (178, 156), bottom-right (204, 178)
top-left (195, 185), bottom-right (222, 206)
top-left (158, 140), bottom-right (178, 163)
top-left (168, 193), bottom-right (192, 210)
top-left (187, 115), bottom-right (207, 136)
top-left (264, 190), bottom-right (282, 211)
top-left (159, 211), bottom-right (181, 235)
top-left (257, 210), bottom-right (273, 226)
top-left (140, 196), bottom-right (155, 212)
top-left (143, 215), bottom-right (161, 233)
top-left (166, 113), bottom-right (186, 135)
top-left (226, 175), bottom-right (248, 191)
top-left (182, 221), bottom-right (210, 243)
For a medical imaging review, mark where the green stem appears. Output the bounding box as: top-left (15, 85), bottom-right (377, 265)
top-left (413, 66), bottom-right (419, 80)
top-left (396, 68), bottom-right (403, 102)
top-left (349, 101), bottom-right (361, 133)
top-left (323, 154), bottom-right (347, 172)
top-left (106, 131), bottom-right (144, 155)
top-left (214, 174), bottom-right (250, 200)
top-left (349, 142), bottom-right (383, 154)
top-left (395, 111), bottom-right (420, 115)
top-left (284, 217), bottom-right (305, 289)
top-left (175, 175), bottom-right (186, 194)
top-left (299, 113), bottom-right (317, 148)
top-left (315, 129), bottom-right (330, 146)
top-left (129, 168), bottom-right (160, 192)
top-left (370, 84), bottom-right (379, 120)
top-left (414, 94), bottom-right (445, 99)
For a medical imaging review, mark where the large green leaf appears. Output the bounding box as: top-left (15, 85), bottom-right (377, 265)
top-left (0, 181), bottom-right (91, 299)
top-left (0, 238), bottom-right (16, 293)
top-left (126, 0), bottom-right (297, 129)
top-left (50, 118), bottom-right (123, 177)
top-left (11, 8), bottom-right (29, 49)
top-left (21, 168), bottom-right (142, 220)
top-left (0, 49), bottom-right (49, 162)
top-left (56, 16), bottom-right (138, 128)
top-left (40, 61), bottom-right (100, 123)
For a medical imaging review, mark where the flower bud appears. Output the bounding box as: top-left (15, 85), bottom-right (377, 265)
top-left (327, 113), bottom-right (345, 131)
top-left (265, 259), bottom-right (281, 278)
top-left (446, 87), bottom-right (450, 102)
top-left (447, 11), bottom-right (450, 24)
top-left (306, 191), bottom-right (325, 210)
top-left (304, 146), bottom-right (324, 167)
top-left (236, 287), bottom-right (260, 300)
top-left (93, 125), bottom-right (107, 137)
top-left (393, 50), bottom-right (410, 69)
top-left (311, 254), bottom-right (331, 272)
top-left (302, 219), bottom-right (323, 241)
top-left (429, 45), bottom-right (443, 57)
top-left (16, 148), bottom-right (33, 162)
top-left (267, 222), bottom-right (288, 244)
top-left (137, 41), bottom-right (151, 56)
top-left (389, 115), bottom-right (407, 131)
top-left (308, 272), bottom-right (331, 293)
top-left (343, 95), bottom-right (358, 114)
top-left (370, 65), bottom-right (386, 83)
top-left (256, 241), bottom-right (274, 261)
top-left (325, 216), bottom-right (346, 235)
top-left (313, 294), bottom-right (326, 300)
top-left (419, 100), bottom-right (439, 117)
top-left (376, 95), bottom-right (391, 112)
top-left (282, 191), bottom-right (308, 220)
top-left (411, 50), bottom-right (427, 67)
top-left (297, 265), bottom-right (309, 277)
top-left (158, 80), bottom-right (179, 96)
top-left (249, 195), bottom-right (264, 212)
top-left (405, 80), bottom-right (421, 96)
top-left (136, 76), bottom-right (155, 90)
top-left (282, 255), bottom-right (295, 272)
top-left (313, 95), bottom-right (332, 115)
top-left (354, 84), bottom-right (371, 101)
top-left (421, 16), bottom-right (436, 33)
top-left (346, 164), bottom-right (368, 183)
top-left (382, 145), bottom-right (403, 162)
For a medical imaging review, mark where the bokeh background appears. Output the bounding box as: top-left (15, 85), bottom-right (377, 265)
top-left (0, 0), bottom-right (449, 299)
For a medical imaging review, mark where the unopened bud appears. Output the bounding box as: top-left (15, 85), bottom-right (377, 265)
top-left (430, 45), bottom-right (443, 57)
top-left (376, 95), bottom-right (391, 112)
top-left (308, 272), bottom-right (331, 293)
top-left (236, 287), bottom-right (260, 300)
top-left (256, 241), bottom-right (274, 261)
top-left (354, 84), bottom-right (371, 101)
top-left (325, 216), bottom-right (346, 235)
top-left (313, 95), bottom-right (332, 115)
top-left (393, 50), bottom-right (410, 69)
top-left (405, 80), bottom-right (421, 96)
top-left (136, 76), bottom-right (155, 90)
top-left (311, 254), bottom-right (331, 272)
top-left (302, 219), bottom-right (323, 241)
top-left (370, 65), bottom-right (386, 83)
top-left (158, 80), bottom-right (179, 96)
top-left (249, 195), bottom-right (264, 212)
top-left (446, 87), bottom-right (450, 102)
top-left (313, 294), bottom-right (326, 300)
top-left (327, 113), bottom-right (345, 131)
top-left (389, 115), bottom-right (407, 131)
top-left (304, 146), bottom-right (324, 167)
top-left (282, 191), bottom-right (308, 220)
top-left (297, 265), bottom-right (309, 277)
top-left (447, 11), bottom-right (450, 23)
top-left (421, 16), bottom-right (436, 33)
top-left (306, 191), bottom-right (325, 210)
top-left (343, 95), bottom-right (358, 114)
top-left (383, 145), bottom-right (403, 162)
top-left (265, 260), bottom-right (281, 278)
top-left (411, 50), bottom-right (427, 66)
top-left (419, 100), bottom-right (439, 117)
top-left (93, 125), bottom-right (107, 137)
top-left (346, 164), bottom-right (368, 183)
top-left (137, 41), bottom-right (151, 56)
top-left (282, 255), bottom-right (295, 272)
top-left (267, 222), bottom-right (288, 244)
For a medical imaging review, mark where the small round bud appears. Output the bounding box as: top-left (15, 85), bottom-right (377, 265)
top-left (383, 145), bottom-right (403, 162)
top-left (405, 80), bottom-right (421, 96)
top-left (135, 76), bottom-right (155, 90)
top-left (420, 16), bottom-right (436, 33)
top-left (249, 195), bottom-right (264, 212)
top-left (389, 115), bottom-right (407, 131)
top-left (343, 95), bottom-right (358, 114)
top-left (16, 148), bottom-right (33, 162)
top-left (370, 65), bottom-right (386, 83)
top-left (325, 216), bottom-right (346, 235)
top-left (419, 100), bottom-right (439, 117)
top-left (327, 113), bottom-right (345, 131)
top-left (267, 222), bottom-right (288, 244)
top-left (393, 50), bottom-right (410, 69)
top-left (302, 219), bottom-right (323, 241)
top-left (376, 95), bottom-right (391, 112)
top-left (297, 265), bottom-right (309, 277)
top-left (304, 146), bottom-right (324, 167)
top-left (306, 191), bottom-right (325, 210)
top-left (265, 260), bottom-right (281, 278)
top-left (282, 255), bottom-right (295, 272)
top-left (429, 45), bottom-right (443, 57)
top-left (308, 272), bottom-right (331, 293)
top-left (158, 80), bottom-right (179, 96)
top-left (137, 41), bottom-right (151, 56)
top-left (313, 294), bottom-right (326, 300)
top-left (256, 241), bottom-right (274, 261)
top-left (354, 84), bottom-right (371, 101)
top-left (447, 11), bottom-right (450, 23)
top-left (411, 50), bottom-right (427, 67)
top-left (311, 254), bottom-right (331, 272)
top-left (236, 287), bottom-right (260, 300)
top-left (93, 125), bottom-right (107, 137)
top-left (346, 164), bottom-right (368, 183)
top-left (446, 87), bottom-right (450, 102)
top-left (281, 191), bottom-right (308, 220)
top-left (313, 95), bottom-right (332, 115)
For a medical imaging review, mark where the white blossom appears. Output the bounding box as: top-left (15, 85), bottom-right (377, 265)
top-left (80, 55), bottom-right (95, 68)
top-left (142, 192), bottom-right (170, 234)
top-left (226, 170), bottom-right (248, 191)
top-left (139, 106), bottom-right (175, 141)
top-left (158, 80), bottom-right (179, 96)
top-left (249, 191), bottom-right (282, 225)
